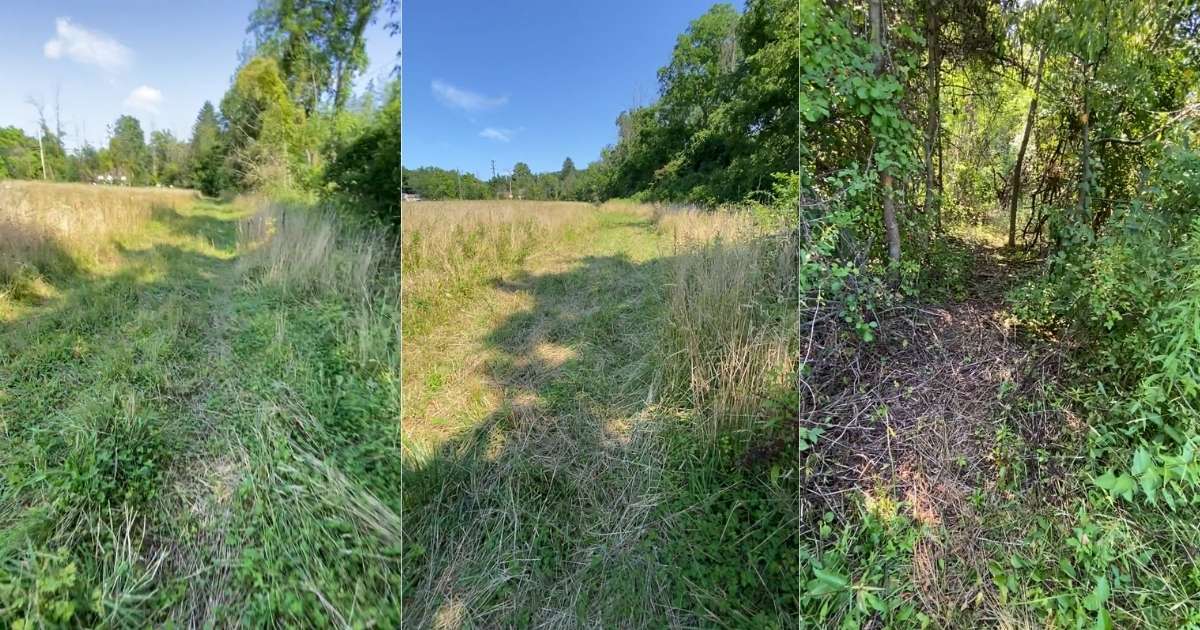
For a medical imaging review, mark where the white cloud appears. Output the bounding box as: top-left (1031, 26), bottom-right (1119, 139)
top-left (44, 18), bottom-right (132, 71)
top-left (433, 79), bottom-right (507, 111)
top-left (479, 127), bottom-right (515, 142)
top-left (124, 85), bottom-right (163, 114)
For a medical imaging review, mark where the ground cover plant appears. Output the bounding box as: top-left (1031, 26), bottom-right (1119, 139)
top-left (0, 182), bottom-right (404, 626)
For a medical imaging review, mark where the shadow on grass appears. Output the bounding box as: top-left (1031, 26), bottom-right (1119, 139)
top-left (0, 202), bottom-right (251, 623)
top-left (150, 204), bottom-right (241, 251)
top-left (400, 250), bottom-right (799, 627)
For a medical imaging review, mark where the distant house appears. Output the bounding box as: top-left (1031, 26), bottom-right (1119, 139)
top-left (93, 173), bottom-right (128, 186)
top-left (402, 192), bottom-right (422, 202)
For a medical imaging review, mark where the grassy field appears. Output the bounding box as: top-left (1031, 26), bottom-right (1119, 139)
top-left (1, 182), bottom-right (402, 626)
top-left (2, 184), bottom-right (796, 627)
top-left (401, 199), bottom-right (798, 627)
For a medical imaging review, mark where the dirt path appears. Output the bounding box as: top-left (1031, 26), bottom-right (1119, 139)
top-left (801, 241), bottom-right (1069, 622)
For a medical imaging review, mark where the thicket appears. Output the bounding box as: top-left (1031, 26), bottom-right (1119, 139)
top-left (801, 0), bottom-right (1200, 625)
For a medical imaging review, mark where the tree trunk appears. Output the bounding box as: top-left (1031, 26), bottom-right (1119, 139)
top-left (923, 0), bottom-right (940, 218)
top-left (883, 174), bottom-right (901, 265)
top-left (333, 61), bottom-right (348, 113)
top-left (1078, 84), bottom-right (1091, 226)
top-left (1008, 47), bottom-right (1045, 248)
top-left (870, 0), bottom-right (902, 276)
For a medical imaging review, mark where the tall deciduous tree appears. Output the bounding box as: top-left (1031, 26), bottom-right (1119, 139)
top-left (109, 115), bottom-right (147, 183)
top-left (249, 0), bottom-right (381, 114)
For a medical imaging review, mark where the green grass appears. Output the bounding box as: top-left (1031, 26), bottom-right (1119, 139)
top-left (2, 195), bottom-right (795, 627)
top-left (1, 199), bottom-right (402, 626)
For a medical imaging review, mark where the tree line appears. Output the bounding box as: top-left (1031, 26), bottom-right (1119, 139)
top-left (402, 0), bottom-right (799, 208)
top-left (1, 0), bottom-right (401, 221)
top-left (400, 157), bottom-right (612, 202)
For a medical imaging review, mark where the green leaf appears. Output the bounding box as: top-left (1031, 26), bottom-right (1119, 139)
top-left (1094, 470), bottom-right (1117, 490)
top-left (806, 566), bottom-right (849, 596)
top-left (1083, 575), bottom-right (1110, 611)
top-left (1059, 557), bottom-right (1077, 579)
top-left (1111, 473), bottom-right (1137, 501)
top-left (1140, 467), bottom-right (1161, 503)
top-left (1131, 448), bottom-right (1153, 476)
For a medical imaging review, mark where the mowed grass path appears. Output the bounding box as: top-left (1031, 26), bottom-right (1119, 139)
top-left (402, 210), bottom-right (666, 447)
top-left (402, 207), bottom-right (798, 628)
top-left (2, 201), bottom-right (404, 627)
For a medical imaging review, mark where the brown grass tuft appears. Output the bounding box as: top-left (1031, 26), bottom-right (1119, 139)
top-left (236, 202), bottom-right (392, 298)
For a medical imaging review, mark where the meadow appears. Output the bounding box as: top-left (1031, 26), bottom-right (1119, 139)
top-left (400, 198), bottom-right (798, 627)
top-left (2, 182), bottom-right (797, 627)
top-left (1, 181), bottom-right (403, 626)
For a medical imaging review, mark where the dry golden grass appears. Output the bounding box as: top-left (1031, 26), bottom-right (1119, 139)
top-left (651, 202), bottom-right (757, 245)
top-left (401, 199), bottom-right (798, 625)
top-left (236, 202), bottom-right (392, 299)
top-left (656, 210), bottom-right (797, 437)
top-left (400, 199), bottom-right (596, 309)
top-left (235, 201), bottom-right (401, 375)
top-left (0, 180), bottom-right (197, 289)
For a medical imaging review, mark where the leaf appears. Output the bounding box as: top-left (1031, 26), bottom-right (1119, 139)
top-left (1083, 575), bottom-right (1110, 611)
top-left (806, 566), bottom-right (849, 596)
top-left (1131, 447), bottom-right (1153, 476)
top-left (1111, 473), bottom-right (1137, 501)
top-left (1059, 557), bottom-right (1077, 579)
top-left (1095, 606), bottom-right (1113, 630)
top-left (1094, 470), bottom-right (1117, 490)
top-left (1140, 466), bottom-right (1161, 503)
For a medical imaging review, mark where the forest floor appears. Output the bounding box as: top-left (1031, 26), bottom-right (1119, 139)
top-left (801, 234), bottom-right (1091, 626)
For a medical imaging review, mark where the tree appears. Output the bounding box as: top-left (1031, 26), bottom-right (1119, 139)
top-left (870, 0), bottom-right (902, 275)
top-left (512, 162), bottom-right (534, 199)
top-left (560, 157), bottom-right (577, 198)
top-left (249, 0), bottom-right (382, 114)
top-left (328, 0), bottom-right (380, 111)
top-left (221, 56), bottom-right (306, 190)
top-left (657, 3), bottom-right (740, 130)
top-left (1009, 46), bottom-right (1045, 248)
top-left (0, 127), bottom-right (41, 179)
top-left (109, 115), bottom-right (147, 183)
top-left (325, 79), bottom-right (401, 221)
top-left (150, 130), bottom-right (190, 186)
top-left (189, 102), bottom-right (227, 195)
top-left (595, 0), bottom-right (799, 205)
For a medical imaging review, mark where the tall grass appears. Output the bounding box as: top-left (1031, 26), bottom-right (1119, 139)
top-left (400, 199), bottom-right (596, 336)
top-left (401, 198), bottom-right (799, 625)
top-left (235, 201), bottom-right (401, 372)
top-left (653, 204), bottom-right (798, 438)
top-left (237, 202), bottom-right (393, 299)
top-left (0, 181), bottom-right (195, 289)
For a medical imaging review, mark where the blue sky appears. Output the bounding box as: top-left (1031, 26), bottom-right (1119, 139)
top-left (0, 2), bottom-right (397, 150)
top-left (402, 0), bottom-right (722, 178)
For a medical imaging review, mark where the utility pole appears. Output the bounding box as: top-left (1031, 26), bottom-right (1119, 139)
top-left (37, 134), bottom-right (47, 180)
top-left (457, 170), bottom-right (462, 199)
top-left (490, 160), bottom-right (497, 198)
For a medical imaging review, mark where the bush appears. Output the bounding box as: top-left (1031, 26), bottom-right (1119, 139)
top-left (1012, 143), bottom-right (1200, 495)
